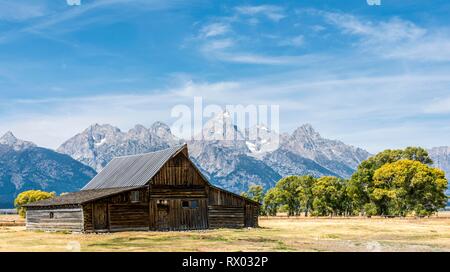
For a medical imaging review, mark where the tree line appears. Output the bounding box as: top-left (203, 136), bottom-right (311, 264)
top-left (242, 147), bottom-right (449, 217)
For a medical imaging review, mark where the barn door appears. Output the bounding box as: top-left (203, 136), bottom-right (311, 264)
top-left (93, 203), bottom-right (108, 230)
top-left (245, 204), bottom-right (253, 227)
top-left (156, 201), bottom-right (169, 230)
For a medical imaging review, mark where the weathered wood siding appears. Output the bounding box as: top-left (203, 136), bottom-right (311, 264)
top-left (245, 204), bottom-right (259, 227)
top-left (109, 204), bottom-right (149, 231)
top-left (149, 199), bottom-right (208, 230)
top-left (208, 205), bottom-right (245, 228)
top-left (148, 153), bottom-right (209, 230)
top-left (151, 153), bottom-right (207, 186)
top-left (208, 187), bottom-right (259, 228)
top-left (82, 203), bottom-right (93, 232)
top-left (26, 206), bottom-right (83, 232)
top-left (83, 187), bottom-right (150, 232)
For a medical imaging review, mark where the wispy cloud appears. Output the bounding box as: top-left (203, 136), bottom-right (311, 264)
top-left (423, 96), bottom-right (450, 114)
top-left (278, 35), bottom-right (305, 47)
top-left (200, 22), bottom-right (230, 38)
top-left (235, 5), bottom-right (286, 22)
top-left (211, 53), bottom-right (318, 65)
top-left (195, 6), bottom-right (308, 65)
top-left (315, 9), bottom-right (450, 62)
top-left (0, 0), bottom-right (186, 43)
top-left (0, 1), bottom-right (47, 21)
top-left (3, 69), bottom-right (450, 153)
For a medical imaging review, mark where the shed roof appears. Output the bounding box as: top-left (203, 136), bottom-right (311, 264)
top-left (82, 144), bottom-right (187, 190)
top-left (23, 186), bottom-right (144, 207)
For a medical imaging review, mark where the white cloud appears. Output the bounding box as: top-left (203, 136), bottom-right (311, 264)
top-left (320, 10), bottom-right (450, 62)
top-left (0, 1), bottom-right (46, 21)
top-left (214, 53), bottom-right (314, 65)
top-left (201, 38), bottom-right (235, 51)
top-left (200, 22), bottom-right (230, 38)
top-left (2, 71), bottom-right (450, 152)
top-left (423, 96), bottom-right (450, 114)
top-left (278, 35), bottom-right (304, 47)
top-left (235, 5), bottom-right (286, 22)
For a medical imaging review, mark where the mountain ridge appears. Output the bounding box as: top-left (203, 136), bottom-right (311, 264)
top-left (0, 132), bottom-right (96, 208)
top-left (56, 114), bottom-right (374, 193)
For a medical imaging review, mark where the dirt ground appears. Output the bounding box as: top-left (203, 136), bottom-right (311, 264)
top-left (1, 213), bottom-right (449, 252)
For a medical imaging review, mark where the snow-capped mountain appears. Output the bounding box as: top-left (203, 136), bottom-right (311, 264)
top-left (245, 124), bottom-right (280, 158)
top-left (57, 122), bottom-right (181, 172)
top-left (429, 146), bottom-right (450, 178)
top-left (273, 124), bottom-right (371, 178)
top-left (0, 131), bottom-right (37, 151)
top-left (57, 113), bottom-right (372, 193)
top-left (429, 147), bottom-right (450, 194)
top-left (187, 111), bottom-right (280, 191)
top-left (0, 132), bottom-right (96, 208)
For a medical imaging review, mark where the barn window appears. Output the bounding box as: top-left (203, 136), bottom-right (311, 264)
top-left (130, 191), bottom-right (140, 203)
top-left (173, 157), bottom-right (182, 167)
top-left (157, 199), bottom-right (168, 205)
top-left (157, 200), bottom-right (169, 211)
top-left (49, 212), bottom-right (54, 219)
top-left (182, 200), bottom-right (198, 209)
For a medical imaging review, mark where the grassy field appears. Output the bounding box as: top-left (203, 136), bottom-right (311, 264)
top-left (1, 214), bottom-right (449, 252)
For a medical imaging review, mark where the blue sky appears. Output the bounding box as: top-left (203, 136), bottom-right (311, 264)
top-left (1, 0), bottom-right (450, 152)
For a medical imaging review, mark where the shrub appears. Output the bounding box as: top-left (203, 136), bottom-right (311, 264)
top-left (14, 190), bottom-right (56, 218)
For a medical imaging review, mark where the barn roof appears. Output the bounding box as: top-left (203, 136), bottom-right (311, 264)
top-left (23, 186), bottom-right (145, 207)
top-left (82, 144), bottom-right (187, 190)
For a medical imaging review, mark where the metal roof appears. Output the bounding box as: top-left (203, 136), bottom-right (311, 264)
top-left (82, 144), bottom-right (187, 190)
top-left (24, 186), bottom-right (145, 207)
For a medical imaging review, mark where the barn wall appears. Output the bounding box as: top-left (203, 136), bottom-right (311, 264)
top-left (109, 204), bottom-right (149, 231)
top-left (208, 187), bottom-right (259, 228)
top-left (245, 204), bottom-right (259, 227)
top-left (82, 203), bottom-right (93, 232)
top-left (151, 153), bottom-right (207, 187)
top-left (148, 153), bottom-right (209, 230)
top-left (84, 187), bottom-right (150, 232)
top-left (26, 206), bottom-right (83, 232)
top-left (149, 198), bottom-right (208, 230)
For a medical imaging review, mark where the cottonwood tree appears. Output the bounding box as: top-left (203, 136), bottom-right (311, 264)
top-left (14, 190), bottom-right (56, 218)
top-left (241, 185), bottom-right (265, 204)
top-left (262, 188), bottom-right (281, 216)
top-left (372, 159), bottom-right (447, 216)
top-left (296, 176), bottom-right (315, 216)
top-left (349, 147), bottom-right (434, 214)
top-left (311, 176), bottom-right (346, 216)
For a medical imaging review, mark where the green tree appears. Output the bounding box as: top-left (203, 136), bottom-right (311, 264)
top-left (262, 187), bottom-right (281, 216)
top-left (296, 176), bottom-right (316, 216)
top-left (372, 160), bottom-right (447, 216)
top-left (311, 176), bottom-right (346, 216)
top-left (241, 185), bottom-right (265, 204)
top-left (274, 176), bottom-right (304, 216)
top-left (14, 190), bottom-right (56, 218)
top-left (350, 147), bottom-right (433, 213)
top-left (241, 185), bottom-right (266, 215)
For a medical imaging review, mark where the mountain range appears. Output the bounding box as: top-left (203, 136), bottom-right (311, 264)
top-left (57, 112), bottom-right (372, 193)
top-left (0, 132), bottom-right (96, 208)
top-left (1, 112), bottom-right (449, 207)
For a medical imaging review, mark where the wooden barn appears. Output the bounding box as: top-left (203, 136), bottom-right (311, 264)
top-left (24, 145), bottom-right (260, 232)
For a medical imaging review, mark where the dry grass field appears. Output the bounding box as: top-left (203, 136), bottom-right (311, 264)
top-left (1, 213), bottom-right (449, 252)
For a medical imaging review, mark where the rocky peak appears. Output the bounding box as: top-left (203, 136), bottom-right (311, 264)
top-left (200, 111), bottom-right (244, 142)
top-left (150, 122), bottom-right (172, 138)
top-left (292, 124), bottom-right (321, 140)
top-left (128, 124), bottom-right (150, 138)
top-left (0, 131), bottom-right (36, 151)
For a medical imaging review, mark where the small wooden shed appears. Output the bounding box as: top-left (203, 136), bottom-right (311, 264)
top-left (24, 145), bottom-right (260, 232)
